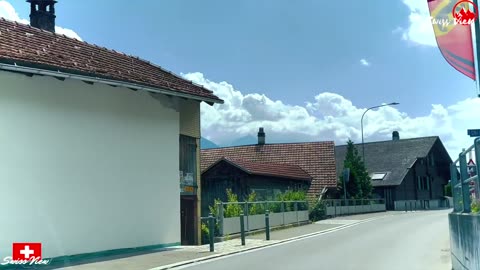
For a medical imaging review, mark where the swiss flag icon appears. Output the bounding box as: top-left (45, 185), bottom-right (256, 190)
top-left (12, 243), bottom-right (42, 260)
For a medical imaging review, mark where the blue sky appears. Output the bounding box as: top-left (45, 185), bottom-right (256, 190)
top-left (1, 0), bottom-right (479, 155)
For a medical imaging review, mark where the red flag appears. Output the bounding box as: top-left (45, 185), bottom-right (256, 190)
top-left (428, 0), bottom-right (476, 80)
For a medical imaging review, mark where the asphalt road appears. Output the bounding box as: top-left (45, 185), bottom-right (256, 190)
top-left (179, 210), bottom-right (452, 270)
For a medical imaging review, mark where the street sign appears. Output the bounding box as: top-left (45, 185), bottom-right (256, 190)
top-left (468, 159), bottom-right (477, 177)
top-left (468, 129), bottom-right (480, 137)
top-left (342, 168), bottom-right (350, 201)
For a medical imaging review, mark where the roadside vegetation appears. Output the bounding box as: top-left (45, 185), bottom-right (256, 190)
top-left (201, 188), bottom-right (310, 244)
top-left (337, 140), bottom-right (372, 200)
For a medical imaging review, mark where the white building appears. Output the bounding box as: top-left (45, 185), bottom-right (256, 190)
top-left (0, 0), bottom-right (222, 262)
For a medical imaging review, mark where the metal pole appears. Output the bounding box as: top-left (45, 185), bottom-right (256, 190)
top-left (473, 0), bottom-right (480, 97)
top-left (265, 210), bottom-right (270, 241)
top-left (360, 103), bottom-right (399, 163)
top-left (295, 202), bottom-right (299, 225)
top-left (218, 202), bottom-right (224, 236)
top-left (361, 112), bottom-right (366, 162)
top-left (475, 138), bottom-right (480, 199)
top-left (208, 213), bottom-right (214, 252)
top-left (410, 201), bottom-right (412, 212)
top-left (459, 152), bottom-right (471, 213)
top-left (240, 211), bottom-right (245, 246)
top-left (450, 163), bottom-right (459, 212)
top-left (405, 201), bottom-right (407, 212)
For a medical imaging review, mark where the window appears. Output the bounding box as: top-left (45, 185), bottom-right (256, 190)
top-left (179, 135), bottom-right (197, 187)
top-left (371, 173), bottom-right (387, 181)
top-left (417, 176), bottom-right (430, 191)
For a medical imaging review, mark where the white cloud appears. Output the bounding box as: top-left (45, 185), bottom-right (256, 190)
top-left (360, 59), bottom-right (370, 66)
top-left (183, 72), bottom-right (480, 158)
top-left (0, 0), bottom-right (82, 40)
top-left (398, 0), bottom-right (436, 46)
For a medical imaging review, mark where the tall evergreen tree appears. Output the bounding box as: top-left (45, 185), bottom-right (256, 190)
top-left (338, 139), bottom-right (372, 199)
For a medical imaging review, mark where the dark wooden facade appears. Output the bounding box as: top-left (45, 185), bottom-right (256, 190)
top-left (201, 160), bottom-right (310, 216)
top-left (370, 139), bottom-right (451, 210)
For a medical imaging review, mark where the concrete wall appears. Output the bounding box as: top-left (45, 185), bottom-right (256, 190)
top-left (0, 71), bottom-right (181, 258)
top-left (222, 211), bottom-right (309, 235)
top-left (393, 199), bottom-right (449, 211)
top-left (326, 204), bottom-right (386, 216)
top-left (449, 213), bottom-right (480, 270)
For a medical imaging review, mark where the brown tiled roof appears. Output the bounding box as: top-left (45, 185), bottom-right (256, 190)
top-left (207, 157), bottom-right (312, 181)
top-left (0, 19), bottom-right (222, 103)
top-left (201, 142), bottom-right (337, 198)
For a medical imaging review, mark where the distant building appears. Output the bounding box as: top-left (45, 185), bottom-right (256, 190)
top-left (335, 132), bottom-right (452, 210)
top-left (201, 128), bottom-right (337, 213)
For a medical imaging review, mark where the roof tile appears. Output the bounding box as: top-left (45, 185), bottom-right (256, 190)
top-left (0, 19), bottom-right (222, 103)
top-left (201, 142), bottom-right (337, 197)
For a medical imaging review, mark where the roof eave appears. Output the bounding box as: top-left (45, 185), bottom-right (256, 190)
top-left (0, 62), bottom-right (224, 105)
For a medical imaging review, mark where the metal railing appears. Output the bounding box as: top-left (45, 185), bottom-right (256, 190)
top-left (216, 200), bottom-right (309, 217)
top-left (450, 137), bottom-right (480, 213)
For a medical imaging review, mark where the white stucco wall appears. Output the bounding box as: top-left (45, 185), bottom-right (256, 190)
top-left (0, 71), bottom-right (181, 258)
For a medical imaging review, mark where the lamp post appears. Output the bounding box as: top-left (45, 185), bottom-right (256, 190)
top-left (361, 102), bottom-right (400, 163)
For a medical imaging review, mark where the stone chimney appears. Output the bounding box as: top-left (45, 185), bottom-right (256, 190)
top-left (392, 131), bottom-right (400, 141)
top-left (27, 0), bottom-right (57, 33)
top-left (257, 127), bottom-right (265, 145)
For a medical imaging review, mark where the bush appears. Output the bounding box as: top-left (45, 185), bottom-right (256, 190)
top-left (309, 200), bottom-right (326, 222)
top-left (471, 197), bottom-right (480, 214)
top-left (444, 183), bottom-right (452, 197)
top-left (201, 222), bottom-right (210, 244)
top-left (224, 189), bottom-right (242, 217)
top-left (247, 191), bottom-right (260, 215)
top-left (278, 190), bottom-right (307, 211)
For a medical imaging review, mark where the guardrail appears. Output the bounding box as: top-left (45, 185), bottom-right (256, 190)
top-left (323, 199), bottom-right (386, 217)
top-left (450, 137), bottom-right (480, 213)
top-left (449, 137), bottom-right (480, 270)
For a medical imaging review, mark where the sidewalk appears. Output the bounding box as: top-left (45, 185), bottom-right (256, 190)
top-left (54, 211), bottom-right (397, 270)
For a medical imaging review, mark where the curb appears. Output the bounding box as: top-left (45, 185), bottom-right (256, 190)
top-left (149, 215), bottom-right (390, 270)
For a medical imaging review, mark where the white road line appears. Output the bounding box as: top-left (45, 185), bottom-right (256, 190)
top-left (149, 214), bottom-right (394, 270)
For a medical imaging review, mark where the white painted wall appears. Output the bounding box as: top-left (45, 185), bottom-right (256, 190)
top-left (0, 71), bottom-right (181, 258)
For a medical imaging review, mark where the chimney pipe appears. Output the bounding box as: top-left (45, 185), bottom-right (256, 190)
top-left (27, 0), bottom-right (57, 33)
top-left (392, 131), bottom-right (400, 141)
top-left (258, 127), bottom-right (265, 145)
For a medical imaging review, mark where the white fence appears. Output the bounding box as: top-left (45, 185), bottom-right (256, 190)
top-left (324, 199), bottom-right (386, 217)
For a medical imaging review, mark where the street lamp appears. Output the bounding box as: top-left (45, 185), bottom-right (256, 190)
top-left (361, 102), bottom-right (400, 163)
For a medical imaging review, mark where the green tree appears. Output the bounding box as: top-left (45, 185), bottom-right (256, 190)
top-left (338, 139), bottom-right (372, 199)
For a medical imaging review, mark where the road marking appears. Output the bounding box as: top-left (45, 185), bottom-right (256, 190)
top-left (149, 214), bottom-right (394, 270)
top-left (316, 219), bottom-right (361, 225)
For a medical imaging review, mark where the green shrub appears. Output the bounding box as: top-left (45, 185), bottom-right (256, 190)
top-left (247, 191), bottom-right (260, 215)
top-left (278, 190), bottom-right (307, 211)
top-left (309, 200), bottom-right (326, 222)
top-left (201, 222), bottom-right (210, 244)
top-left (444, 183), bottom-right (452, 197)
top-left (471, 198), bottom-right (480, 214)
top-left (224, 189), bottom-right (242, 217)
top-left (209, 198), bottom-right (221, 217)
